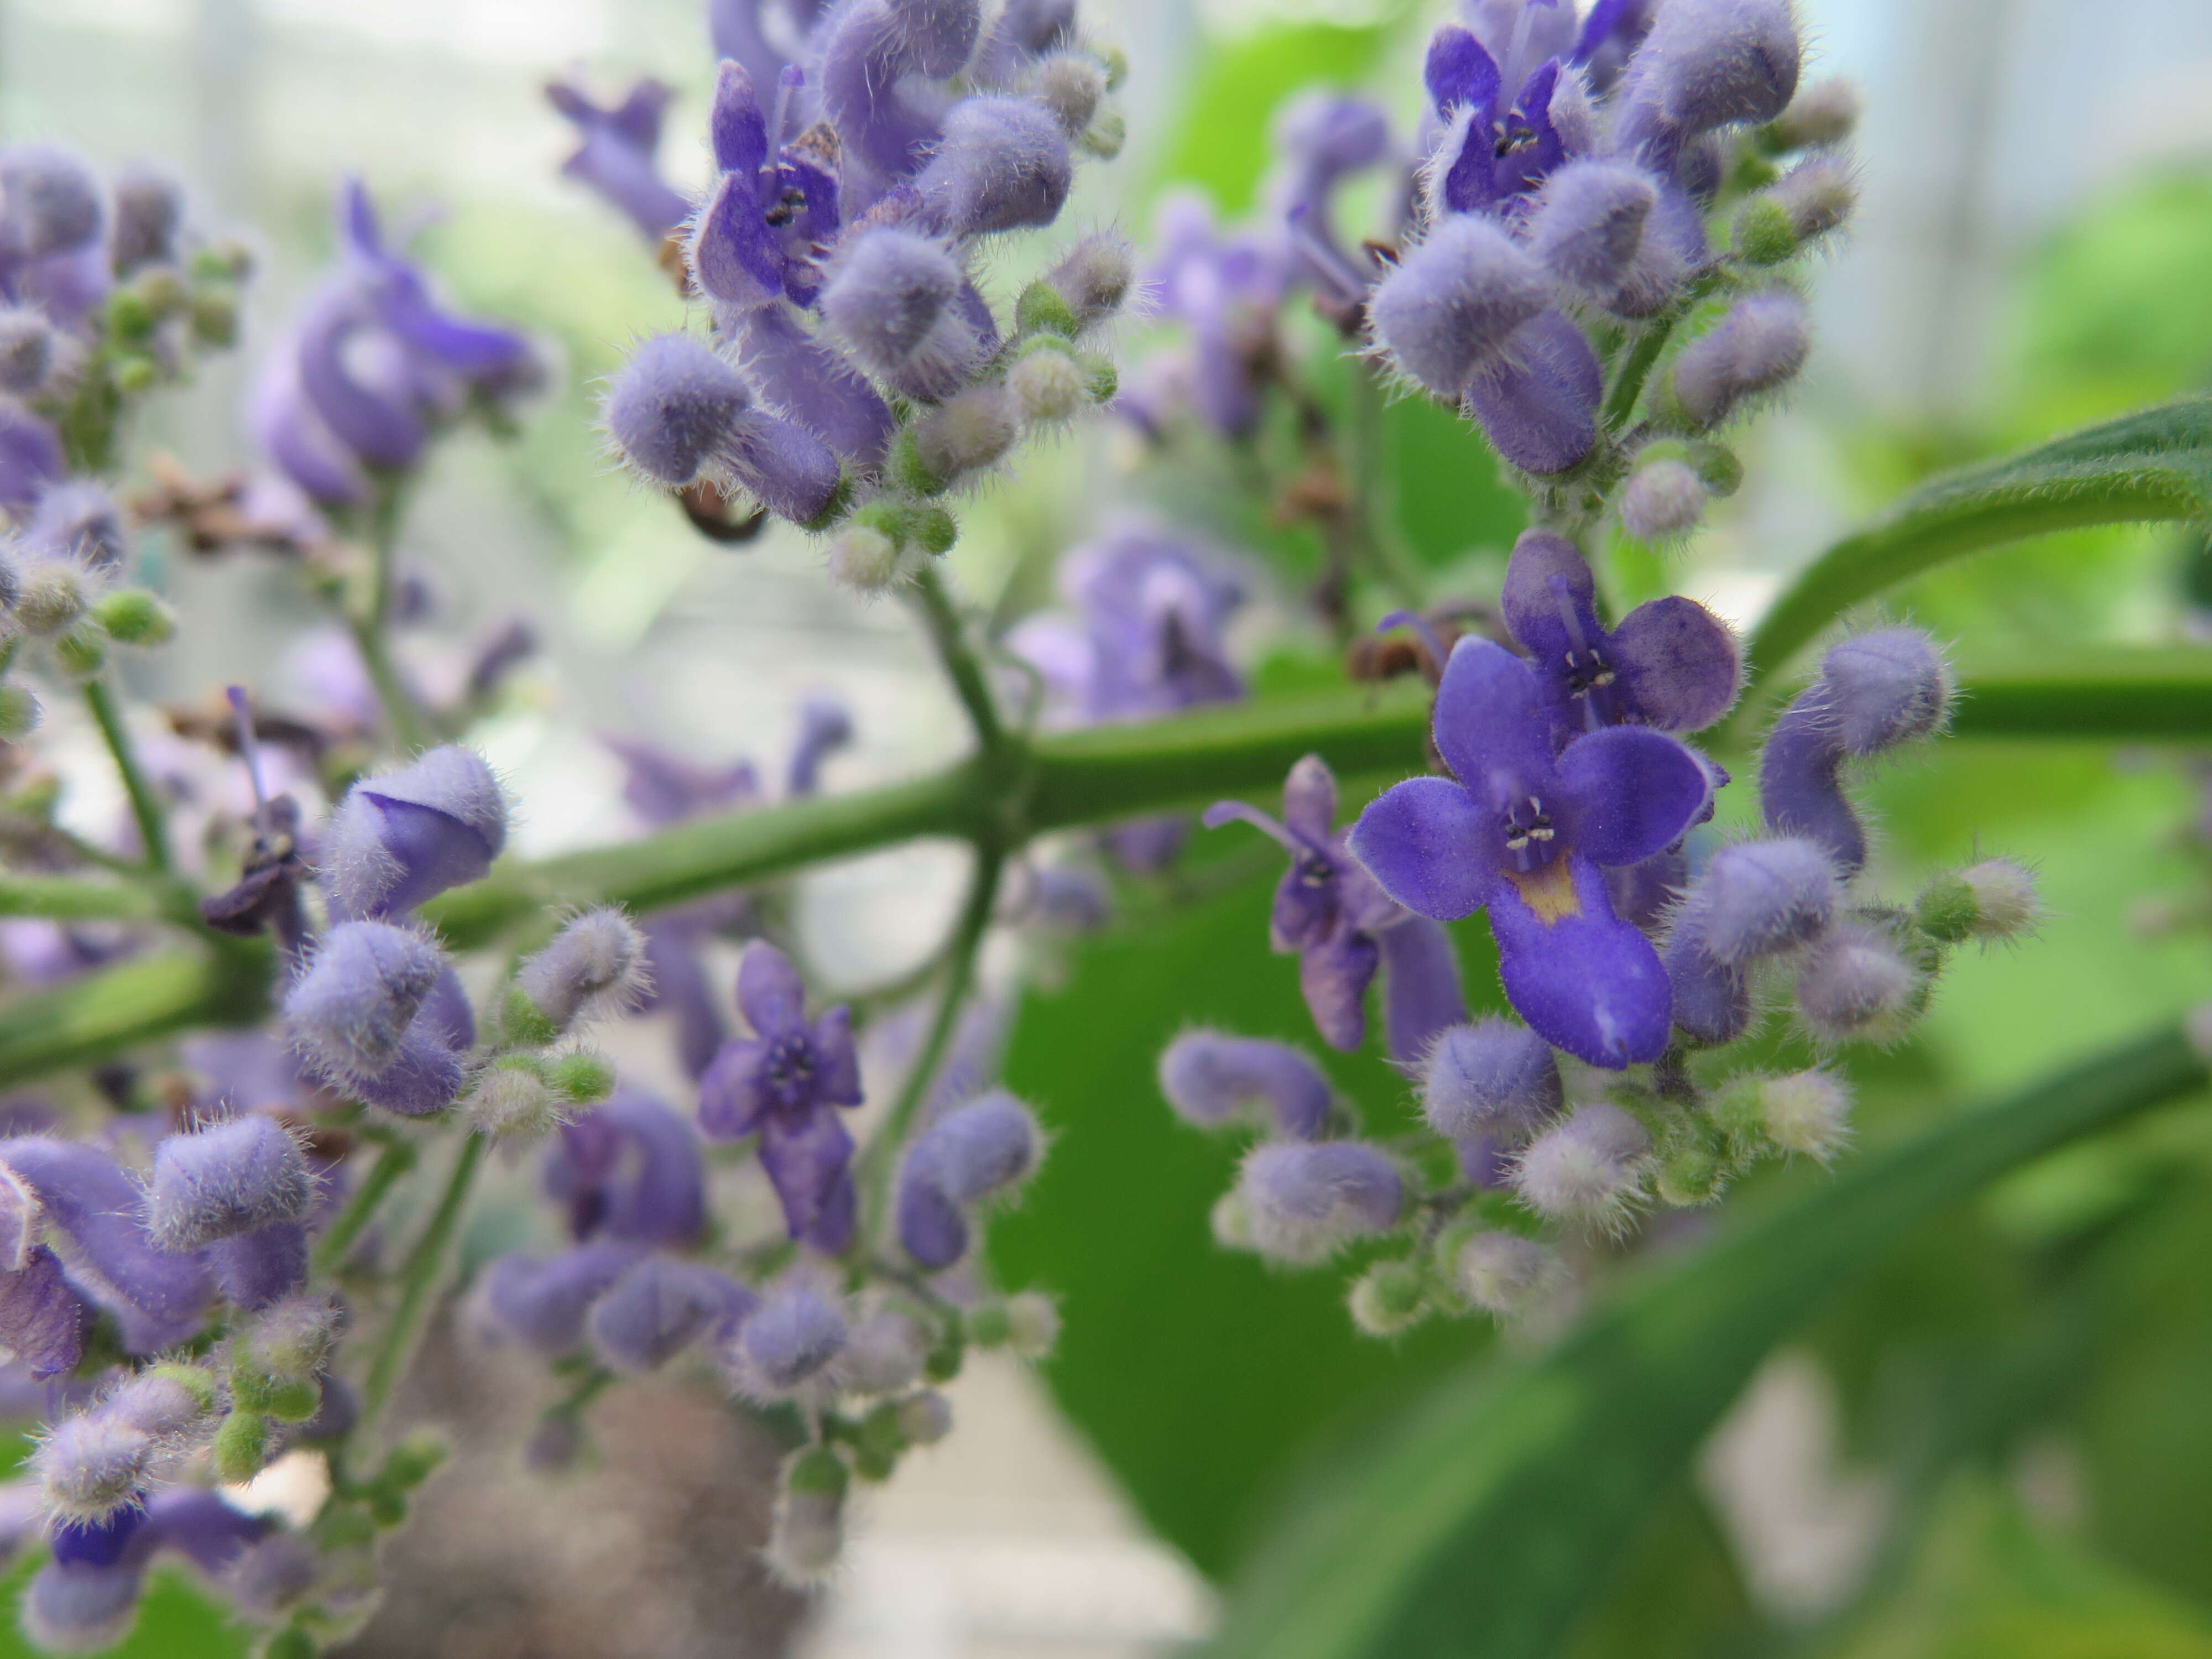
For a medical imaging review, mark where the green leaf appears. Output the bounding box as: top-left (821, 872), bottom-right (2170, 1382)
top-left (988, 863), bottom-right (1501, 1578)
top-left (1202, 1025), bottom-right (2207, 1659)
top-left (0, 942), bottom-right (271, 1092)
top-left (1744, 398), bottom-right (2212, 699)
top-left (1948, 649), bottom-right (2212, 740)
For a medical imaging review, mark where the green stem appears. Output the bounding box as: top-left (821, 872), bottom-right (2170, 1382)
top-left (908, 563), bottom-right (1007, 756)
top-left (1344, 354), bottom-right (1424, 610)
top-left (359, 1132), bottom-right (488, 1432)
top-left (0, 941), bottom-right (274, 1091)
top-left (0, 874), bottom-right (165, 923)
top-left (859, 844), bottom-right (1006, 1244)
top-left (349, 483), bottom-right (432, 755)
top-left (314, 1137), bottom-right (420, 1274)
top-left (83, 676), bottom-right (172, 873)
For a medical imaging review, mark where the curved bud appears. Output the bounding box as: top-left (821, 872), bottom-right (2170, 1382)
top-left (1772, 153), bottom-right (1856, 239)
top-left (1620, 456), bottom-right (1707, 540)
top-left (1794, 919), bottom-right (1919, 1042)
top-left (1369, 215), bottom-right (1551, 400)
top-left (895, 1091), bottom-right (1040, 1269)
top-left (825, 522), bottom-right (910, 593)
top-left (1039, 234), bottom-right (1134, 332)
top-left (25, 482), bottom-right (129, 573)
top-left (729, 1281), bottom-right (847, 1399)
top-left (283, 921), bottom-right (446, 1079)
top-left (1668, 289), bottom-right (1809, 429)
top-left (1616, 0), bottom-right (1801, 166)
top-left (1766, 77), bottom-right (1860, 150)
top-left (603, 333), bottom-right (751, 489)
top-left (1028, 52), bottom-right (1106, 137)
top-left (766, 1446), bottom-right (847, 1586)
top-left (1009, 341), bottom-right (1087, 423)
top-left (1677, 837), bottom-right (1840, 964)
top-left (912, 384), bottom-right (1020, 483)
top-left (589, 1257), bottom-right (752, 1374)
top-left (1420, 1019), bottom-right (1562, 1143)
top-left (1916, 858), bottom-right (2040, 943)
top-left (1665, 930), bottom-right (1752, 1047)
top-left (462, 1060), bottom-right (566, 1140)
top-left (842, 1307), bottom-right (928, 1395)
top-left (1157, 1030), bottom-right (1331, 1140)
top-left (1512, 1103), bottom-right (1651, 1228)
top-left (13, 560), bottom-right (88, 637)
top-left (35, 1417), bottom-right (156, 1525)
top-left (321, 746), bottom-right (507, 921)
top-left (898, 1390), bottom-right (953, 1444)
top-left (111, 165), bottom-right (184, 274)
top-left (1822, 627), bottom-right (1952, 754)
top-left (482, 1239), bottom-right (645, 1355)
top-left (1348, 1259), bottom-right (1428, 1337)
top-left (145, 1117), bottom-right (314, 1252)
top-left (820, 228), bottom-right (980, 401)
top-left (517, 908), bottom-right (650, 1035)
top-left (1525, 160), bottom-right (1657, 300)
top-left (914, 97), bottom-right (1073, 238)
top-left (1236, 1141), bottom-right (1402, 1264)
top-left (1454, 1230), bottom-right (1557, 1317)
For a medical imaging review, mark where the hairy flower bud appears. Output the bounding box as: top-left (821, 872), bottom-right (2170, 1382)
top-left (145, 1116), bottom-right (312, 1252)
top-left (766, 1447), bottom-right (847, 1586)
top-left (1037, 234), bottom-right (1134, 332)
top-left (1029, 52), bottom-right (1106, 137)
top-left (0, 306), bottom-right (56, 395)
top-left (463, 1059), bottom-right (567, 1140)
top-left (589, 1257), bottom-right (750, 1374)
top-left (1236, 1141), bottom-right (1402, 1264)
top-left (1678, 837), bottom-right (1840, 965)
top-left (1916, 859), bottom-right (2040, 943)
top-left (12, 560), bottom-right (87, 636)
top-left (825, 523), bottom-right (909, 593)
top-left (1513, 1104), bottom-right (1651, 1228)
top-left (1760, 1068), bottom-right (1851, 1160)
top-left (1794, 919), bottom-right (1919, 1042)
top-left (0, 684), bottom-right (41, 741)
top-left (517, 908), bottom-right (649, 1034)
top-left (1420, 1020), bottom-right (1562, 1143)
top-left (0, 144), bottom-right (105, 263)
top-left (898, 1390), bottom-right (953, 1444)
top-left (284, 921), bottom-right (444, 1079)
top-left (896, 1091), bottom-right (1041, 1269)
top-left (1157, 1030), bottom-right (1332, 1140)
top-left (1453, 1230), bottom-right (1556, 1317)
top-left (1621, 456), bottom-right (1707, 540)
top-left (1525, 161), bottom-right (1660, 305)
top-left (1009, 341), bottom-right (1087, 423)
top-left (842, 1307), bottom-right (928, 1396)
top-left (914, 97), bottom-right (1073, 238)
top-left (1766, 77), bottom-right (1860, 150)
top-left (1348, 1259), bottom-right (1428, 1337)
top-left (729, 1282), bottom-right (847, 1399)
top-left (1616, 0), bottom-right (1801, 166)
top-left (322, 746), bottom-right (507, 921)
top-left (1369, 216), bottom-right (1551, 400)
top-left (1668, 289), bottom-right (1809, 429)
top-left (911, 383), bottom-right (1019, 483)
top-left (1771, 153), bottom-right (1856, 239)
top-left (820, 229), bottom-right (979, 401)
top-left (606, 334), bottom-right (844, 523)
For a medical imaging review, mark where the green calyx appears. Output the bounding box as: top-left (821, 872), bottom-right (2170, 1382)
top-left (1733, 196), bottom-right (1799, 267)
top-left (786, 1443), bottom-right (850, 1498)
top-left (92, 589), bottom-right (177, 646)
top-left (1015, 280), bottom-right (1080, 339)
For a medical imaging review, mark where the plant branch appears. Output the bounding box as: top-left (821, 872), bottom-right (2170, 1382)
top-left (348, 482), bottom-right (433, 755)
top-left (909, 562), bottom-right (1007, 757)
top-left (314, 1136), bottom-right (420, 1274)
top-left (83, 676), bottom-right (173, 873)
top-left (359, 1131), bottom-right (488, 1434)
top-left (0, 874), bottom-right (166, 923)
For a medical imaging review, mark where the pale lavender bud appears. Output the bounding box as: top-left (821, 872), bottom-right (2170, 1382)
top-left (283, 921), bottom-right (445, 1079)
top-left (825, 523), bottom-right (909, 593)
top-left (896, 1090), bottom-right (1041, 1269)
top-left (898, 1390), bottom-right (953, 1444)
top-left (1616, 0), bottom-right (1801, 166)
top-left (1028, 52), bottom-right (1106, 137)
top-left (1000, 1290), bottom-right (1060, 1359)
top-left (1670, 289), bottom-right (1809, 429)
top-left (0, 307), bottom-right (57, 395)
top-left (1042, 234), bottom-right (1134, 330)
top-left (207, 1223), bottom-right (309, 1311)
top-left (1454, 1231), bottom-right (1557, 1316)
top-left (1620, 457), bottom-right (1707, 540)
top-left (35, 1417), bottom-right (156, 1524)
top-left (729, 1282), bottom-right (847, 1398)
top-left (145, 1116), bottom-right (314, 1251)
top-left (1525, 161), bottom-right (1657, 301)
top-left (820, 229), bottom-right (982, 400)
top-left (1822, 628), bottom-right (1952, 754)
top-left (1157, 1030), bottom-right (1331, 1139)
top-left (1369, 216), bottom-right (1551, 400)
top-left (589, 1257), bottom-right (752, 1374)
top-left (1773, 153), bottom-right (1856, 238)
top-left (842, 1307), bottom-right (928, 1395)
top-left (0, 144), bottom-right (105, 263)
top-left (25, 482), bottom-right (129, 573)
top-left (1677, 837), bottom-right (1840, 965)
top-left (1236, 1141), bottom-right (1402, 1264)
top-left (1761, 1068), bottom-right (1851, 1160)
top-left (220, 1533), bottom-right (318, 1620)
top-left (517, 907), bottom-right (650, 1034)
top-left (1795, 919), bottom-right (1918, 1042)
top-left (1420, 1020), bottom-right (1562, 1142)
top-left (21, 1542), bottom-right (142, 1653)
top-left (110, 166), bottom-right (184, 275)
top-left (321, 745), bottom-right (507, 921)
top-left (893, 0), bottom-right (982, 77)
top-left (1768, 77), bottom-right (1860, 149)
top-left (1955, 859), bottom-right (2040, 939)
top-left (912, 383), bottom-right (1019, 482)
top-left (913, 97), bottom-right (1073, 238)
top-left (1513, 1104), bottom-right (1650, 1228)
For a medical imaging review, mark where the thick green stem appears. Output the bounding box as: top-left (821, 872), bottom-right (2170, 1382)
top-left (0, 874), bottom-right (165, 923)
top-left (909, 564), bottom-right (1006, 757)
top-left (84, 676), bottom-right (172, 873)
top-left (859, 844), bottom-right (1006, 1243)
top-left (351, 483), bottom-right (433, 755)
top-left (314, 1137), bottom-right (420, 1274)
top-left (360, 1133), bottom-right (488, 1432)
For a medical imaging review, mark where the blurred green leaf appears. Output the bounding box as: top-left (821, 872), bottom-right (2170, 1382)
top-left (1199, 1026), bottom-right (2206, 1659)
top-left (989, 862), bottom-right (1503, 1578)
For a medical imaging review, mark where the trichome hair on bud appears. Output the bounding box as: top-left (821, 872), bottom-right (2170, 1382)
top-left (1157, 1029), bottom-right (1332, 1140)
top-left (1512, 1103), bottom-right (1652, 1230)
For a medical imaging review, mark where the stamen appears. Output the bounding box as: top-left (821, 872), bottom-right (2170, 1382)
top-left (226, 685), bottom-right (268, 815)
top-left (1376, 609), bottom-right (1452, 682)
top-left (1286, 203), bottom-right (1373, 307)
top-left (769, 65), bottom-right (805, 158)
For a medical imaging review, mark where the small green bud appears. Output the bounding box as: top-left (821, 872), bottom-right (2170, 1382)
top-left (966, 1303), bottom-right (1011, 1348)
top-left (212, 1409), bottom-right (271, 1484)
top-left (107, 288), bottom-right (157, 341)
top-left (110, 353), bottom-right (159, 395)
top-left (906, 505), bottom-right (957, 556)
top-left (888, 429), bottom-right (946, 496)
top-left (1009, 343), bottom-right (1086, 424)
top-left (499, 984), bottom-right (561, 1048)
top-left (1913, 873), bottom-right (1979, 943)
top-left (1708, 1072), bottom-right (1773, 1159)
top-left (190, 289), bottom-right (239, 349)
top-left (229, 1360), bottom-right (277, 1414)
top-left (1015, 280), bottom-right (1079, 339)
top-left (1733, 196), bottom-right (1798, 266)
top-left (54, 624), bottom-right (108, 677)
top-left (1654, 1117), bottom-right (1732, 1207)
top-left (800, 469), bottom-right (854, 533)
top-left (379, 1432), bottom-right (447, 1491)
top-left (549, 1049), bottom-right (616, 1105)
top-left (1078, 353), bottom-right (1118, 404)
top-left (465, 1055), bottom-right (566, 1140)
top-left (1098, 44), bottom-right (1128, 89)
top-left (1918, 860), bottom-right (2039, 942)
top-left (785, 1443), bottom-right (849, 1499)
top-left (856, 1402), bottom-right (908, 1464)
top-left (366, 1490), bottom-right (406, 1528)
top-left (1080, 109), bottom-right (1127, 160)
top-left (92, 589), bottom-right (176, 646)
top-left (267, 1375), bottom-right (321, 1425)
top-left (1686, 440), bottom-right (1744, 497)
top-left (132, 267), bottom-right (190, 320)
top-left (1348, 1259), bottom-right (1428, 1336)
top-left (0, 684), bottom-right (41, 741)
top-left (1760, 1069), bottom-right (1852, 1162)
top-left (923, 1324), bottom-right (966, 1384)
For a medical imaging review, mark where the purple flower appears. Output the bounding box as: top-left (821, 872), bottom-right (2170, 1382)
top-left (1500, 530), bottom-right (1740, 742)
top-left (1124, 192), bottom-right (1289, 440)
top-left (894, 1090), bottom-right (1040, 1269)
top-left (321, 745), bottom-right (508, 922)
top-left (546, 76), bottom-right (691, 243)
top-left (688, 64), bottom-right (843, 316)
top-left (1267, 92), bottom-right (1390, 305)
top-left (1347, 637), bottom-right (1712, 1067)
top-left (283, 921), bottom-right (473, 1118)
top-left (253, 180), bottom-right (538, 508)
top-left (698, 944), bottom-right (864, 1251)
top-left (1421, 17), bottom-right (1582, 216)
top-left (23, 1490), bottom-right (267, 1653)
top-left (546, 1089), bottom-right (708, 1249)
top-left (1204, 755), bottom-right (1465, 1059)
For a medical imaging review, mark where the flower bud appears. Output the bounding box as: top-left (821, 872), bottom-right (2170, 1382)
top-left (606, 333), bottom-right (843, 523)
top-left (283, 921), bottom-right (445, 1079)
top-left (1369, 216), bottom-right (1551, 400)
top-left (1916, 859), bottom-right (2039, 943)
top-left (1616, 0), bottom-right (1800, 164)
top-left (53, 622), bottom-right (106, 678)
top-left (36, 1415), bottom-right (157, 1523)
top-left (211, 1406), bottom-right (270, 1484)
top-left (1157, 1030), bottom-right (1332, 1139)
top-left (1621, 456), bottom-right (1707, 541)
top-left (1760, 1068), bottom-right (1851, 1160)
top-left (1029, 52), bottom-right (1106, 137)
top-left (321, 746), bottom-right (507, 921)
top-left (1525, 160), bottom-right (1659, 303)
top-left (1772, 153), bottom-right (1856, 239)
top-left (729, 1281), bottom-right (847, 1399)
top-left (1453, 1231), bottom-right (1556, 1317)
top-left (912, 384), bottom-right (1020, 484)
top-left (13, 561), bottom-right (87, 636)
top-left (0, 306), bottom-right (56, 395)
top-left (1679, 837), bottom-right (1840, 965)
top-left (1512, 1104), bottom-right (1651, 1229)
top-left (896, 1091), bottom-right (1041, 1269)
top-left (825, 523), bottom-right (910, 593)
top-left (1765, 77), bottom-right (1860, 150)
top-left (243, 1297), bottom-right (340, 1381)
top-left (1668, 290), bottom-right (1809, 430)
top-left (1001, 1291), bottom-right (1059, 1359)
top-left (1348, 1259), bottom-right (1428, 1337)
top-left (39, 483), bottom-right (142, 576)
top-left (0, 144), bottom-right (105, 262)
top-left (90, 591), bottom-right (173, 646)
top-left (766, 1446), bottom-right (847, 1586)
top-left (0, 684), bottom-right (40, 740)
top-left (1009, 341), bottom-right (1087, 424)
top-left (483, 1240), bottom-right (644, 1354)
top-left (1665, 931), bottom-right (1752, 1047)
top-left (914, 97), bottom-right (1073, 238)
top-left (463, 1059), bottom-right (567, 1140)
top-left (842, 1307), bottom-right (928, 1396)
top-left (1794, 919), bottom-right (1919, 1042)
top-left (819, 228), bottom-right (980, 402)
top-left (516, 908), bottom-right (649, 1034)
top-left (1036, 234), bottom-right (1134, 333)
top-left (897, 1390), bottom-right (953, 1445)
top-left (145, 1116), bottom-right (312, 1252)
top-left (1822, 628), bottom-right (1952, 754)
top-left (22, 1519), bottom-right (145, 1653)
top-left (1420, 1020), bottom-right (1562, 1143)
top-left (111, 165), bottom-right (184, 275)
top-left (589, 1257), bottom-right (749, 1374)
top-left (1236, 1141), bottom-right (1402, 1265)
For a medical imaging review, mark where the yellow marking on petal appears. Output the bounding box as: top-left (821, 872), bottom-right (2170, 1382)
top-left (1507, 859), bottom-right (1582, 925)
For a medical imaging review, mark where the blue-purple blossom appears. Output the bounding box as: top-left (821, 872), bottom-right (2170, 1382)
top-left (895, 1090), bottom-right (1040, 1269)
top-left (1121, 193), bottom-right (1288, 440)
top-left (688, 63), bottom-right (843, 316)
top-left (1348, 637), bottom-right (1712, 1067)
top-left (144, 1115), bottom-right (314, 1252)
top-left (253, 180), bottom-right (538, 508)
top-left (1667, 288), bottom-right (1809, 429)
top-left (283, 921), bottom-right (473, 1118)
top-left (1204, 754), bottom-right (1466, 1058)
top-left (322, 744), bottom-right (506, 923)
top-left (24, 1490), bottom-right (267, 1654)
top-left (1501, 531), bottom-right (1740, 743)
top-left (698, 943), bottom-right (865, 1251)
top-left (546, 76), bottom-right (691, 243)
top-left (1157, 1030), bottom-right (1332, 1139)
top-left (1420, 1018), bottom-right (1562, 1144)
